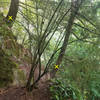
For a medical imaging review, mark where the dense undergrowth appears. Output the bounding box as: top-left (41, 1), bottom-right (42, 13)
top-left (50, 42), bottom-right (100, 100)
top-left (0, 49), bottom-right (17, 87)
top-left (0, 14), bottom-right (26, 87)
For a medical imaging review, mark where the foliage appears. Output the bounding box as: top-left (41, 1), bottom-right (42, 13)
top-left (88, 71), bottom-right (100, 100)
top-left (0, 13), bottom-right (25, 87)
top-left (50, 79), bottom-right (82, 100)
top-left (56, 40), bottom-right (100, 100)
top-left (0, 48), bottom-right (17, 87)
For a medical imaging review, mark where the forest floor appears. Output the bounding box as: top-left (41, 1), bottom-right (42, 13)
top-left (0, 81), bottom-right (51, 100)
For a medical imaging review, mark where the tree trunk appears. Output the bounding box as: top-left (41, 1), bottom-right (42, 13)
top-left (5, 0), bottom-right (19, 27)
top-left (50, 0), bottom-right (84, 78)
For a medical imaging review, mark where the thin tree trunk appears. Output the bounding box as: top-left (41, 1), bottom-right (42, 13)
top-left (50, 0), bottom-right (84, 78)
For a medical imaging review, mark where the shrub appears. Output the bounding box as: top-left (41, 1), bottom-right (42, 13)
top-left (50, 79), bottom-right (82, 100)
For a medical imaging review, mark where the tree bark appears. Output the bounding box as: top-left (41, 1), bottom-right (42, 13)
top-left (50, 0), bottom-right (84, 78)
top-left (5, 0), bottom-right (19, 27)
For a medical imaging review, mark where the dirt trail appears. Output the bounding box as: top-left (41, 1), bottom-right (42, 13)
top-left (0, 81), bottom-right (51, 100)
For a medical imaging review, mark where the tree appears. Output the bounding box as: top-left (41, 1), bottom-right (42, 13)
top-left (50, 0), bottom-right (84, 78)
top-left (5, 0), bottom-right (19, 27)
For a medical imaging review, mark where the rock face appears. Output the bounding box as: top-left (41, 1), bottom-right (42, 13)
top-left (11, 56), bottom-right (31, 86)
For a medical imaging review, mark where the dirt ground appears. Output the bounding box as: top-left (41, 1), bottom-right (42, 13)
top-left (0, 81), bottom-right (51, 100)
